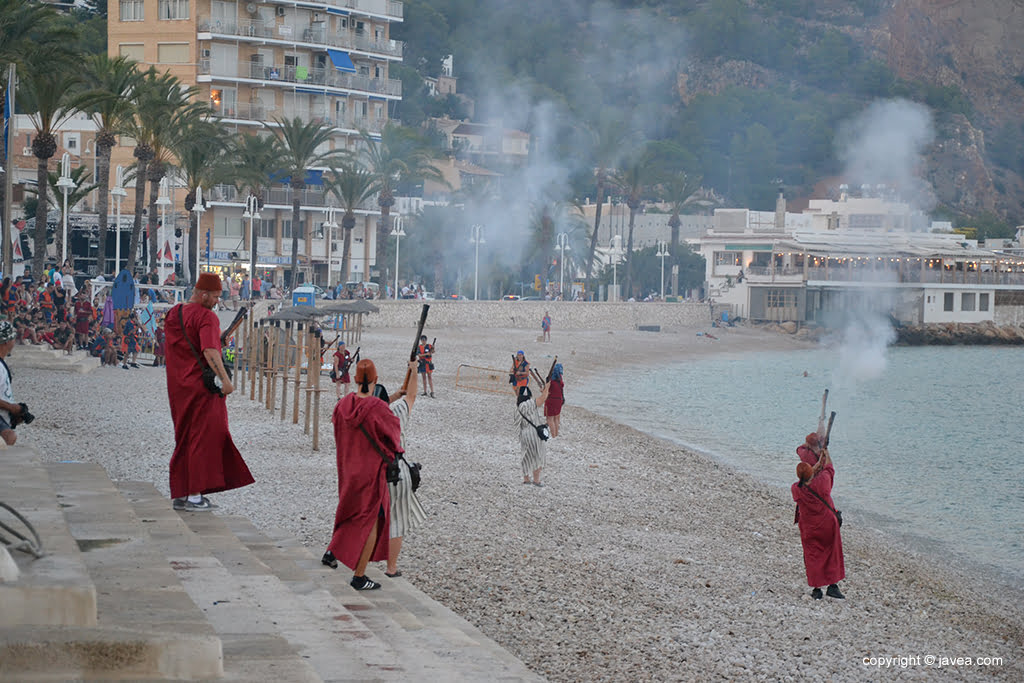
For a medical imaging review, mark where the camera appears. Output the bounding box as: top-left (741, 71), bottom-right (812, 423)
top-left (12, 402), bottom-right (34, 428)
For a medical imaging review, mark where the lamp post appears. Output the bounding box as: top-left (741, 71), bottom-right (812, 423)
top-left (193, 185), bottom-right (206, 283)
top-left (242, 193), bottom-right (261, 300)
top-left (56, 152), bottom-right (74, 264)
top-left (608, 234), bottom-right (624, 302)
top-left (110, 165), bottom-right (127, 275)
top-left (156, 177), bottom-right (171, 286)
top-left (470, 224), bottom-right (484, 300)
top-left (656, 240), bottom-right (670, 300)
top-left (390, 214), bottom-right (405, 300)
top-left (322, 205), bottom-right (337, 295)
top-left (556, 231), bottom-right (570, 299)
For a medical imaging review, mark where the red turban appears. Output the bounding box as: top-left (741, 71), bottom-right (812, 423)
top-left (196, 272), bottom-right (222, 292)
top-left (796, 462), bottom-right (813, 482)
top-left (805, 432), bottom-right (819, 448)
top-left (354, 359), bottom-right (377, 386)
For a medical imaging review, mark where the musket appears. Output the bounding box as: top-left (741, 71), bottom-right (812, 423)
top-left (545, 355), bottom-right (558, 382)
top-left (220, 305), bottom-right (249, 346)
top-left (342, 346), bottom-right (360, 373)
top-left (822, 411), bottom-right (836, 449)
top-left (399, 304), bottom-right (430, 395)
top-left (530, 368), bottom-right (546, 387)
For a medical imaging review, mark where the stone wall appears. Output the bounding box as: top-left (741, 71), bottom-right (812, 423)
top-left (994, 306), bottom-right (1024, 325)
top-left (364, 300), bottom-right (713, 331)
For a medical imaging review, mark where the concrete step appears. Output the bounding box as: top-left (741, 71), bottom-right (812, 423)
top-left (117, 480), bottom-right (402, 682)
top-left (41, 462), bottom-right (224, 681)
top-left (7, 345), bottom-right (100, 374)
top-left (221, 516), bottom-right (544, 682)
top-left (0, 447), bottom-right (97, 629)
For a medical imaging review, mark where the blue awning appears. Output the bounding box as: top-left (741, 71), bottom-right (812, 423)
top-left (326, 7), bottom-right (348, 15)
top-left (326, 49), bottom-right (356, 74)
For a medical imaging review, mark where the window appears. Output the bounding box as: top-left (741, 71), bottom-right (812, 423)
top-left (64, 133), bottom-right (79, 151)
top-left (214, 216), bottom-right (243, 237)
top-left (961, 293), bottom-right (975, 312)
top-left (258, 219), bottom-right (275, 239)
top-left (159, 0), bottom-right (189, 20)
top-left (120, 0), bottom-right (144, 21)
top-left (766, 289), bottom-right (797, 309)
top-left (714, 251), bottom-right (741, 266)
top-left (119, 44), bottom-right (145, 61)
top-left (979, 293), bottom-right (990, 311)
top-left (157, 43), bottom-right (190, 64)
top-left (282, 220), bottom-right (305, 239)
top-left (943, 292), bottom-right (954, 311)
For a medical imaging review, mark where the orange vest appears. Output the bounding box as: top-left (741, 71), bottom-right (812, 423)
top-left (39, 291), bottom-right (53, 309)
top-left (513, 359), bottom-right (530, 387)
top-left (418, 343), bottom-right (433, 363)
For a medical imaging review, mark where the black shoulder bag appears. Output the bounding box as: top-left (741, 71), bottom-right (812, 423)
top-left (520, 407), bottom-right (550, 441)
top-left (800, 483), bottom-right (843, 527)
top-left (178, 305), bottom-right (224, 397)
top-left (358, 423), bottom-right (421, 491)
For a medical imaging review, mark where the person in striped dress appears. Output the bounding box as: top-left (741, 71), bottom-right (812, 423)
top-left (381, 359), bottom-right (427, 578)
top-left (515, 382), bottom-right (550, 486)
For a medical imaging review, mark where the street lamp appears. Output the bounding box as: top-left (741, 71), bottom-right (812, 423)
top-left (469, 224), bottom-right (484, 301)
top-left (242, 193), bottom-right (261, 299)
top-left (56, 152), bottom-right (74, 264)
top-left (556, 231), bottom-right (570, 299)
top-left (156, 177), bottom-right (171, 285)
top-left (322, 205), bottom-right (337, 294)
top-left (193, 185), bottom-right (206, 283)
top-left (110, 165), bottom-right (128, 275)
top-left (656, 240), bottom-right (670, 300)
top-left (389, 214), bottom-right (405, 300)
top-left (608, 234), bottom-right (624, 302)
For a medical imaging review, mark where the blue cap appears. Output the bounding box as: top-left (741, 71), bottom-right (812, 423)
top-left (516, 350), bottom-right (524, 355)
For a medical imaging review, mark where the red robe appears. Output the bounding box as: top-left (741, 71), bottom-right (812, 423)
top-left (792, 445), bottom-right (845, 587)
top-left (544, 378), bottom-right (565, 417)
top-left (165, 302), bottom-right (254, 499)
top-left (327, 393), bottom-right (401, 570)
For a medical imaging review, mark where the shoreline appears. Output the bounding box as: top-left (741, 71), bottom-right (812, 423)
top-left (12, 323), bottom-right (1023, 681)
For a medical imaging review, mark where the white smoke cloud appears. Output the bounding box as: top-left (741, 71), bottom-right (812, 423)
top-left (836, 98), bottom-right (936, 210)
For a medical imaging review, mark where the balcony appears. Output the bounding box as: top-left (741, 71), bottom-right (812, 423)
top-left (199, 59), bottom-right (402, 98)
top-left (805, 267), bottom-right (1024, 286)
top-left (260, 0), bottom-right (403, 20)
top-left (209, 100), bottom-right (388, 135)
top-left (198, 18), bottom-right (403, 59)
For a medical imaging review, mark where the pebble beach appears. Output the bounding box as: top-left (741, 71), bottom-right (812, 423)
top-left (11, 321), bottom-right (1023, 681)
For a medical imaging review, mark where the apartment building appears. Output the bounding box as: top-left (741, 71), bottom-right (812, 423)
top-left (107, 0), bottom-right (404, 287)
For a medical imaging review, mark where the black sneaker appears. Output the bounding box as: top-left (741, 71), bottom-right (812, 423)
top-left (321, 551), bottom-right (338, 569)
top-left (172, 497), bottom-right (186, 510)
top-left (130, 362), bottom-right (139, 368)
top-left (350, 575), bottom-right (381, 591)
top-left (811, 587), bottom-right (823, 600)
top-left (826, 584), bottom-right (845, 599)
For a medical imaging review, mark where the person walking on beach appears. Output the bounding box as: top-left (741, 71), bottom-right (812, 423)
top-left (0, 321), bottom-right (28, 446)
top-left (381, 360), bottom-right (427, 578)
top-left (544, 363), bottom-right (565, 437)
top-left (509, 350), bottom-right (530, 391)
top-left (322, 359), bottom-right (401, 591)
top-left (164, 272), bottom-right (254, 512)
top-left (792, 432), bottom-right (845, 600)
top-left (516, 383), bottom-right (550, 486)
top-left (332, 340), bottom-right (352, 399)
top-left (416, 335), bottom-right (435, 398)
top-left (541, 311), bottom-right (552, 342)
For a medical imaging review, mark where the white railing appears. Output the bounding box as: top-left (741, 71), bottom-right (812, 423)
top-left (199, 18), bottom-right (403, 58)
top-left (199, 58), bottom-right (401, 97)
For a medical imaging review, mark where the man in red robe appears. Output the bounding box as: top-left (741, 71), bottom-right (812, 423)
top-left (165, 272), bottom-right (254, 511)
top-left (792, 432), bottom-right (845, 599)
top-left (323, 359), bottom-right (401, 591)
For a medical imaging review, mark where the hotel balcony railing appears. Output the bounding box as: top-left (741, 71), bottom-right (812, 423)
top-left (262, 0), bottom-right (403, 20)
top-left (210, 183), bottom-right (332, 209)
top-left (199, 59), bottom-right (401, 98)
top-left (199, 18), bottom-right (403, 59)
top-left (805, 267), bottom-right (1024, 286)
top-left (209, 100), bottom-right (388, 134)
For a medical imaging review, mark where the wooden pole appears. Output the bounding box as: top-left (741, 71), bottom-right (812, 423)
top-left (236, 317), bottom-right (246, 397)
top-left (292, 321), bottom-right (304, 424)
top-left (303, 326), bottom-right (313, 434)
top-left (280, 322), bottom-right (292, 421)
top-left (266, 321), bottom-right (279, 412)
top-left (311, 327), bottom-right (322, 451)
top-left (248, 320), bottom-right (258, 402)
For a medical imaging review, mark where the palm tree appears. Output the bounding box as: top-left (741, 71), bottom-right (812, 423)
top-left (18, 44), bottom-right (82, 277)
top-left (608, 149), bottom-right (658, 299)
top-left (26, 165), bottom-right (97, 267)
top-left (581, 113), bottom-right (633, 298)
top-left (232, 131), bottom-right (280, 279)
top-left (170, 120), bottom-right (231, 284)
top-left (359, 122), bottom-right (445, 289)
top-left (80, 54), bottom-right (141, 276)
top-left (660, 172), bottom-right (722, 295)
top-left (325, 163), bottom-right (375, 283)
top-left (271, 117), bottom-right (345, 288)
top-left (123, 67), bottom-right (205, 274)
top-left (0, 0), bottom-right (67, 273)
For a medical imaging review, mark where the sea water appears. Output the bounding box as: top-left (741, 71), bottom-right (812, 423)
top-left (573, 345), bottom-right (1024, 582)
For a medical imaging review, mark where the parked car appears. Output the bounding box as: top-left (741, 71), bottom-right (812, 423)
top-left (501, 294), bottom-right (520, 301)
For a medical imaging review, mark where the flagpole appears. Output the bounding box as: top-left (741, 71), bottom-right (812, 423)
top-left (3, 64), bottom-right (15, 277)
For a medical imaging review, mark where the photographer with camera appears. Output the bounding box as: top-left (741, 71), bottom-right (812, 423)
top-left (0, 320), bottom-right (31, 445)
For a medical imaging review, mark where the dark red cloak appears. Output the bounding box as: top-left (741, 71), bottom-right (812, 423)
top-left (792, 445), bottom-right (845, 587)
top-left (165, 303), bottom-right (254, 499)
top-left (327, 393), bottom-right (401, 570)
